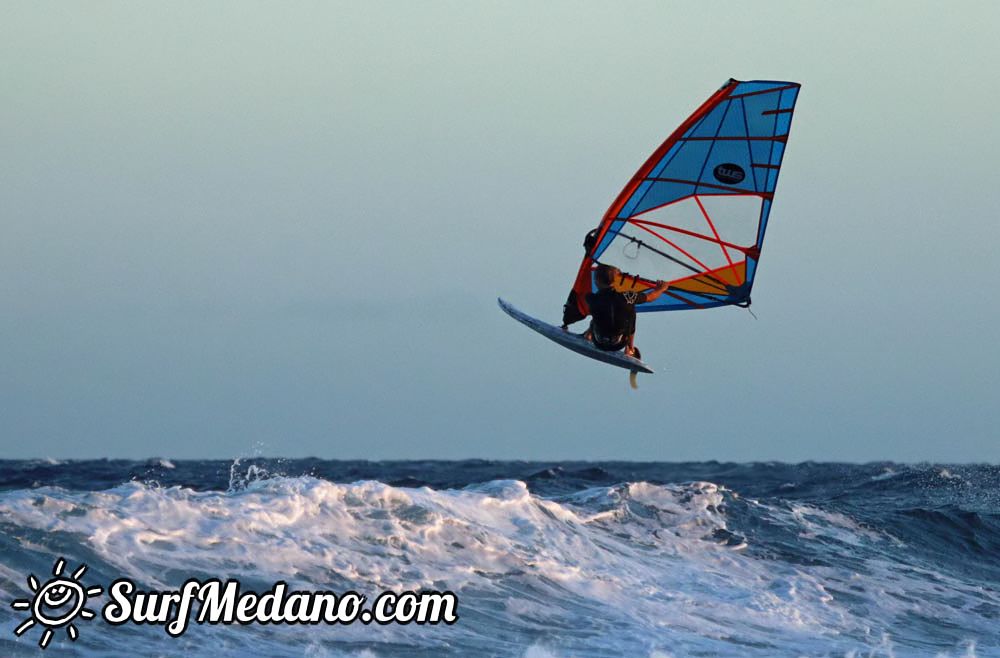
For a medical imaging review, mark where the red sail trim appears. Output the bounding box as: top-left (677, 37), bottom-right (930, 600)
top-left (629, 218), bottom-right (753, 255)
top-left (646, 177), bottom-right (773, 197)
top-left (631, 222), bottom-right (715, 274)
top-left (566, 256), bottom-right (596, 322)
top-left (623, 195), bottom-right (693, 220)
top-left (695, 196), bottom-right (735, 267)
top-left (627, 191), bottom-right (758, 220)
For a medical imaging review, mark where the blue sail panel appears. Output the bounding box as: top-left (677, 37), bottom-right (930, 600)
top-left (566, 78), bottom-right (800, 315)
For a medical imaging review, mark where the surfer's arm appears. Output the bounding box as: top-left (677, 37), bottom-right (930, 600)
top-left (642, 281), bottom-right (670, 303)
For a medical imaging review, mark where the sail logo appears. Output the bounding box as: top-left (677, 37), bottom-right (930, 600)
top-left (713, 163), bottom-right (745, 185)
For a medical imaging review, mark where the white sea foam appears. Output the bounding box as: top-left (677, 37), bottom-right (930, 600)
top-left (871, 467), bottom-right (898, 481)
top-left (937, 468), bottom-right (965, 482)
top-left (786, 502), bottom-right (886, 545)
top-left (0, 477), bottom-right (994, 657)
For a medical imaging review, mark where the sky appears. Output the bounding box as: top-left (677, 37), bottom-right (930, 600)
top-left (2, 1), bottom-right (999, 462)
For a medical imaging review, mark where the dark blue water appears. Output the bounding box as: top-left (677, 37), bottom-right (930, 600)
top-left (2, 460), bottom-right (998, 657)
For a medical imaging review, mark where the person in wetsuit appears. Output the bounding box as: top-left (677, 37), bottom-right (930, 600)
top-left (582, 264), bottom-right (669, 358)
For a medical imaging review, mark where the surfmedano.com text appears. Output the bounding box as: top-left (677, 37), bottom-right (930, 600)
top-left (103, 578), bottom-right (459, 637)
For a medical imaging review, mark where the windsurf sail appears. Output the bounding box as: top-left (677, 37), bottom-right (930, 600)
top-left (563, 78), bottom-right (801, 324)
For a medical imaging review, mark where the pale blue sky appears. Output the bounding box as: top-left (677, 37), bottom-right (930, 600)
top-left (2, 1), bottom-right (998, 461)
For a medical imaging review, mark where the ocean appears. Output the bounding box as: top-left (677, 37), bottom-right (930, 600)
top-left (1, 459), bottom-right (997, 657)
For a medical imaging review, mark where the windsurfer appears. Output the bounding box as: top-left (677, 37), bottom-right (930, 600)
top-left (573, 264), bottom-right (669, 358)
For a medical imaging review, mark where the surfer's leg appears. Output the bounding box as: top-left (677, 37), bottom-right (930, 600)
top-left (623, 313), bottom-right (639, 357)
top-left (624, 334), bottom-right (640, 359)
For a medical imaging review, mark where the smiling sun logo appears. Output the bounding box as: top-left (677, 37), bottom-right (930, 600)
top-left (11, 558), bottom-right (103, 649)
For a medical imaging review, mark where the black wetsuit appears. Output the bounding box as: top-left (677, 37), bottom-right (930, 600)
top-left (585, 289), bottom-right (648, 351)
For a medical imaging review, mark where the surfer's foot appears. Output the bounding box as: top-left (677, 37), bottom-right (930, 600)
top-left (583, 329), bottom-right (593, 341)
top-left (626, 346), bottom-right (641, 359)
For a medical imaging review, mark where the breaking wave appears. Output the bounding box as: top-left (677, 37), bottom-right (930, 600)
top-left (1, 461), bottom-right (998, 657)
